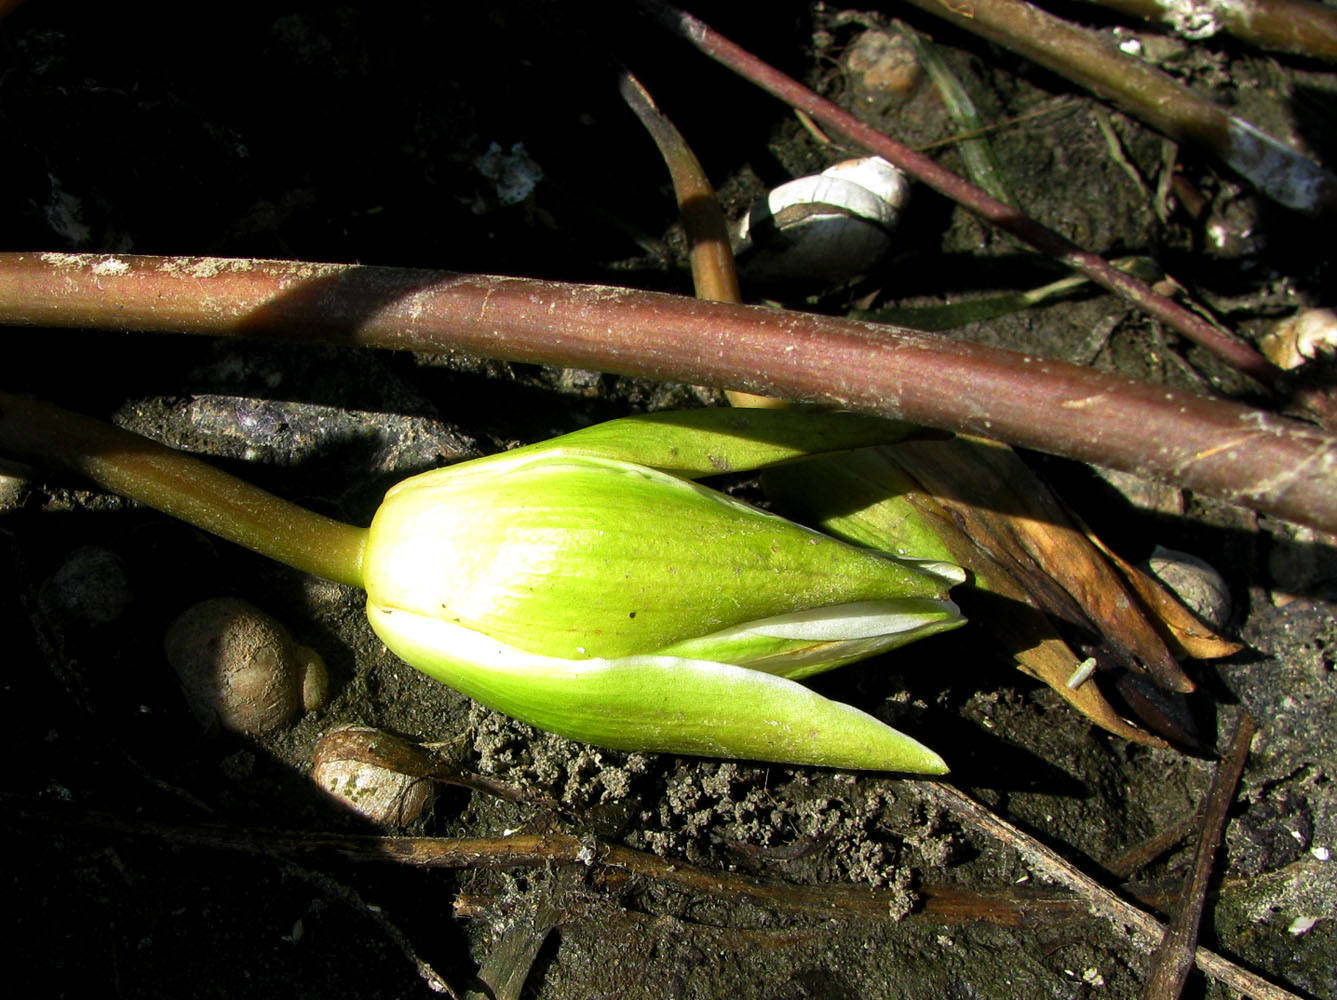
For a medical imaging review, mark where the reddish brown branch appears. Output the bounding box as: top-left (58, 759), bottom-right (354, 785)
top-left (7, 795), bottom-right (1301, 998)
top-left (631, 0), bottom-right (1322, 415)
top-left (2, 252), bottom-right (1336, 533)
top-left (1144, 713), bottom-right (1257, 1000)
top-left (918, 781), bottom-right (1302, 1000)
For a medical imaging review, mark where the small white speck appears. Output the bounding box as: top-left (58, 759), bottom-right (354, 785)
top-left (1066, 657), bottom-right (1097, 689)
top-left (91, 257), bottom-right (130, 276)
top-left (1288, 915), bottom-right (1319, 936)
top-left (1311, 846), bottom-right (1331, 861)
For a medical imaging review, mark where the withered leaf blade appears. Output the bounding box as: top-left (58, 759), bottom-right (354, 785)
top-left (888, 436), bottom-right (1196, 694)
top-left (763, 449), bottom-right (1166, 747)
top-left (1088, 535), bottom-right (1243, 661)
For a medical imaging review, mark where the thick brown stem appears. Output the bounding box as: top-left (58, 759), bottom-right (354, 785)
top-left (1074, 0), bottom-right (1337, 63)
top-left (2, 252), bottom-right (1336, 533)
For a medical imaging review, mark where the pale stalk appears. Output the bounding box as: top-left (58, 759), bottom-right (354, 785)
top-left (0, 391), bottom-right (367, 588)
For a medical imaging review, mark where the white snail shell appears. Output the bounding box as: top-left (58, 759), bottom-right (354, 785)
top-left (737, 156), bottom-right (910, 283)
top-left (311, 724), bottom-right (436, 827)
top-left (164, 597), bottom-right (328, 734)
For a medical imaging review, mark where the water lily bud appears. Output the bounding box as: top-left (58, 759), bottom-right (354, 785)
top-left (362, 445), bottom-right (965, 773)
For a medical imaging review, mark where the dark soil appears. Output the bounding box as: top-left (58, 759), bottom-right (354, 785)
top-left (2, 3), bottom-right (1334, 998)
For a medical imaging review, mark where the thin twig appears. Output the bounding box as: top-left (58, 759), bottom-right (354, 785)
top-left (896, 0), bottom-right (1337, 214)
top-left (4, 797), bottom-right (1075, 925)
top-left (917, 779), bottom-right (1301, 1000)
top-left (631, 0), bottom-right (1328, 419)
top-left (1144, 713), bottom-right (1257, 1000)
top-left (6, 795), bottom-right (1300, 997)
top-left (1103, 815), bottom-right (1200, 882)
top-left (912, 98), bottom-right (1082, 153)
top-left (2, 253), bottom-right (1336, 533)
top-left (278, 859), bottom-right (458, 997)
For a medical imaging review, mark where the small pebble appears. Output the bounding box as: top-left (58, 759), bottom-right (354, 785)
top-left (43, 546), bottom-right (133, 624)
top-left (164, 597), bottom-right (327, 734)
top-left (1144, 545), bottom-right (1231, 629)
top-left (844, 30), bottom-right (922, 99)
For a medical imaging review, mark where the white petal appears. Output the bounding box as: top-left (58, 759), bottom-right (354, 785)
top-left (715, 599), bottom-right (961, 641)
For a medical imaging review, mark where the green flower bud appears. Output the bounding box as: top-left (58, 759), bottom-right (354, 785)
top-left (362, 412), bottom-right (966, 772)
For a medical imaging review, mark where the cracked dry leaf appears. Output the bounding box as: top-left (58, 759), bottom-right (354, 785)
top-left (888, 436), bottom-right (1236, 690)
top-left (765, 438), bottom-right (1238, 746)
top-left (1087, 534), bottom-right (1242, 661)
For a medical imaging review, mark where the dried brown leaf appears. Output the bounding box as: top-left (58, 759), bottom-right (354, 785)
top-left (764, 450), bottom-right (1165, 746)
top-left (891, 437), bottom-right (1196, 693)
top-left (1090, 537), bottom-right (1243, 661)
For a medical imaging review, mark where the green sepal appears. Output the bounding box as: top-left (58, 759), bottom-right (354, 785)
top-left (494, 407), bottom-right (936, 479)
top-left (366, 603), bottom-right (949, 774)
top-left (763, 448), bottom-right (962, 563)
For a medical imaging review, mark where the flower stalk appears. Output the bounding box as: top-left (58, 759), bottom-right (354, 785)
top-left (0, 391), bottom-right (367, 588)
